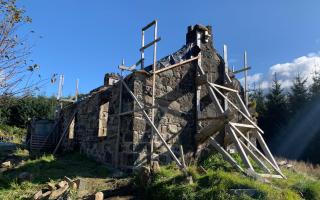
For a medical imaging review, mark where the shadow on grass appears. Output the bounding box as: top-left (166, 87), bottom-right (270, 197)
top-left (0, 153), bottom-right (110, 190)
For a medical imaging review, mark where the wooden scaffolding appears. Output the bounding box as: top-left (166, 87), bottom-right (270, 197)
top-left (115, 20), bottom-right (285, 178)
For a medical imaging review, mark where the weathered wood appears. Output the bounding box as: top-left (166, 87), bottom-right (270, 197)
top-left (115, 77), bottom-right (123, 167)
top-left (229, 122), bottom-right (255, 129)
top-left (210, 84), bottom-right (264, 134)
top-left (141, 30), bottom-right (145, 69)
top-left (142, 20), bottom-right (156, 31)
top-left (227, 125), bottom-right (253, 170)
top-left (197, 114), bottom-right (229, 121)
top-left (154, 56), bottom-right (199, 74)
top-left (230, 124), bottom-right (286, 178)
top-left (209, 82), bottom-right (239, 93)
top-left (150, 20), bottom-right (158, 165)
top-left (232, 67), bottom-right (251, 74)
top-left (179, 145), bottom-right (186, 169)
top-left (255, 130), bottom-right (280, 170)
top-left (259, 174), bottom-right (283, 179)
top-left (197, 62), bottom-right (224, 114)
top-left (195, 116), bottom-right (230, 145)
top-left (110, 106), bottom-right (156, 117)
top-left (209, 137), bottom-right (244, 172)
top-left (239, 139), bottom-right (271, 173)
top-left (139, 37), bottom-right (161, 52)
top-left (53, 111), bottom-right (77, 155)
top-left (224, 72), bottom-right (251, 117)
top-left (121, 80), bottom-right (183, 168)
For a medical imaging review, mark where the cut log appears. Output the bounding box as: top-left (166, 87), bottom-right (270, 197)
top-left (48, 185), bottom-right (68, 200)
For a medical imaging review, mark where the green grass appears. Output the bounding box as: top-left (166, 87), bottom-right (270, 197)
top-left (0, 152), bottom-right (110, 200)
top-left (137, 153), bottom-right (320, 200)
top-left (0, 124), bottom-right (26, 144)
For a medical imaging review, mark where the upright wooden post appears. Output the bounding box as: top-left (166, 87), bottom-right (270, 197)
top-left (179, 145), bottom-right (187, 169)
top-left (75, 79), bottom-right (79, 101)
top-left (223, 45), bottom-right (229, 111)
top-left (196, 31), bottom-right (202, 131)
top-left (57, 75), bottom-right (64, 100)
top-left (115, 71), bottom-right (123, 167)
top-left (244, 51), bottom-right (248, 106)
top-left (150, 20), bottom-right (158, 165)
top-left (141, 30), bottom-right (145, 69)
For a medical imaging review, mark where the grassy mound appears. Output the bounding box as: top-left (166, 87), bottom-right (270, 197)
top-left (138, 154), bottom-right (320, 200)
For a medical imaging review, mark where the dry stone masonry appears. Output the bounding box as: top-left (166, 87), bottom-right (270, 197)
top-left (51, 24), bottom-right (283, 179)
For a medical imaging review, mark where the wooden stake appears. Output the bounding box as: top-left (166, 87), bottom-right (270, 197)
top-left (150, 20), bottom-right (158, 165)
top-left (53, 111), bottom-right (76, 155)
top-left (179, 145), bottom-right (187, 169)
top-left (115, 73), bottom-right (123, 167)
top-left (230, 124), bottom-right (285, 178)
top-left (75, 79), bottom-right (79, 101)
top-left (227, 125), bottom-right (253, 170)
top-left (239, 139), bottom-right (271, 173)
top-left (223, 45), bottom-right (229, 112)
top-left (244, 51), bottom-right (248, 106)
top-left (209, 137), bottom-right (244, 172)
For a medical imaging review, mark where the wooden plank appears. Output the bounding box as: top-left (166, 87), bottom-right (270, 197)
top-left (108, 106), bottom-right (156, 117)
top-left (229, 122), bottom-right (255, 129)
top-left (142, 20), bottom-right (156, 31)
top-left (154, 56), bottom-right (199, 74)
top-left (197, 62), bottom-right (224, 114)
top-left (224, 72), bottom-right (251, 117)
top-left (115, 77), bottom-right (123, 167)
top-left (197, 114), bottom-right (229, 121)
top-left (227, 125), bottom-right (254, 170)
top-left (53, 111), bottom-right (77, 155)
top-left (150, 20), bottom-right (158, 164)
top-left (232, 67), bottom-right (251, 74)
top-left (210, 84), bottom-right (264, 134)
top-left (255, 131), bottom-right (280, 170)
top-left (259, 174), bottom-right (283, 179)
top-left (121, 80), bottom-right (183, 168)
top-left (139, 37), bottom-right (161, 51)
top-left (239, 139), bottom-right (271, 173)
top-left (230, 124), bottom-right (286, 178)
top-left (195, 117), bottom-right (229, 145)
top-left (209, 82), bottom-right (239, 93)
top-left (141, 30), bottom-right (145, 69)
top-left (209, 137), bottom-right (244, 173)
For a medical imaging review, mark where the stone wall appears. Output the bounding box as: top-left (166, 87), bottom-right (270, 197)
top-left (57, 24), bottom-right (245, 172)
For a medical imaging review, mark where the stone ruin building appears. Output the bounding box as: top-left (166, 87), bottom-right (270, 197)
top-left (28, 21), bottom-right (285, 179)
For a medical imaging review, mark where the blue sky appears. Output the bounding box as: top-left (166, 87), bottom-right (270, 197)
top-left (20, 0), bottom-right (320, 96)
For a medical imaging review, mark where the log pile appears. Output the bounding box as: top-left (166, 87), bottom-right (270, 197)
top-left (32, 176), bottom-right (79, 200)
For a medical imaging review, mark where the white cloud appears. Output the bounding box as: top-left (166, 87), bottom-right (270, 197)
top-left (240, 53), bottom-right (320, 90)
top-left (239, 73), bottom-right (262, 87)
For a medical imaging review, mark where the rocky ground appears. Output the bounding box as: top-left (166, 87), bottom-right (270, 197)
top-left (0, 145), bottom-right (139, 200)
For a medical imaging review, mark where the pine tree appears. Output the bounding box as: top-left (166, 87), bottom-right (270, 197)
top-left (264, 73), bottom-right (289, 145)
top-left (310, 70), bottom-right (320, 99)
top-left (288, 74), bottom-right (309, 114)
top-left (250, 85), bottom-right (266, 116)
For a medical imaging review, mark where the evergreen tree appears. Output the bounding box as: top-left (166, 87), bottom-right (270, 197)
top-left (263, 73), bottom-right (289, 145)
top-left (288, 74), bottom-right (309, 114)
top-left (309, 70), bottom-right (320, 99)
top-left (250, 84), bottom-right (266, 117)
